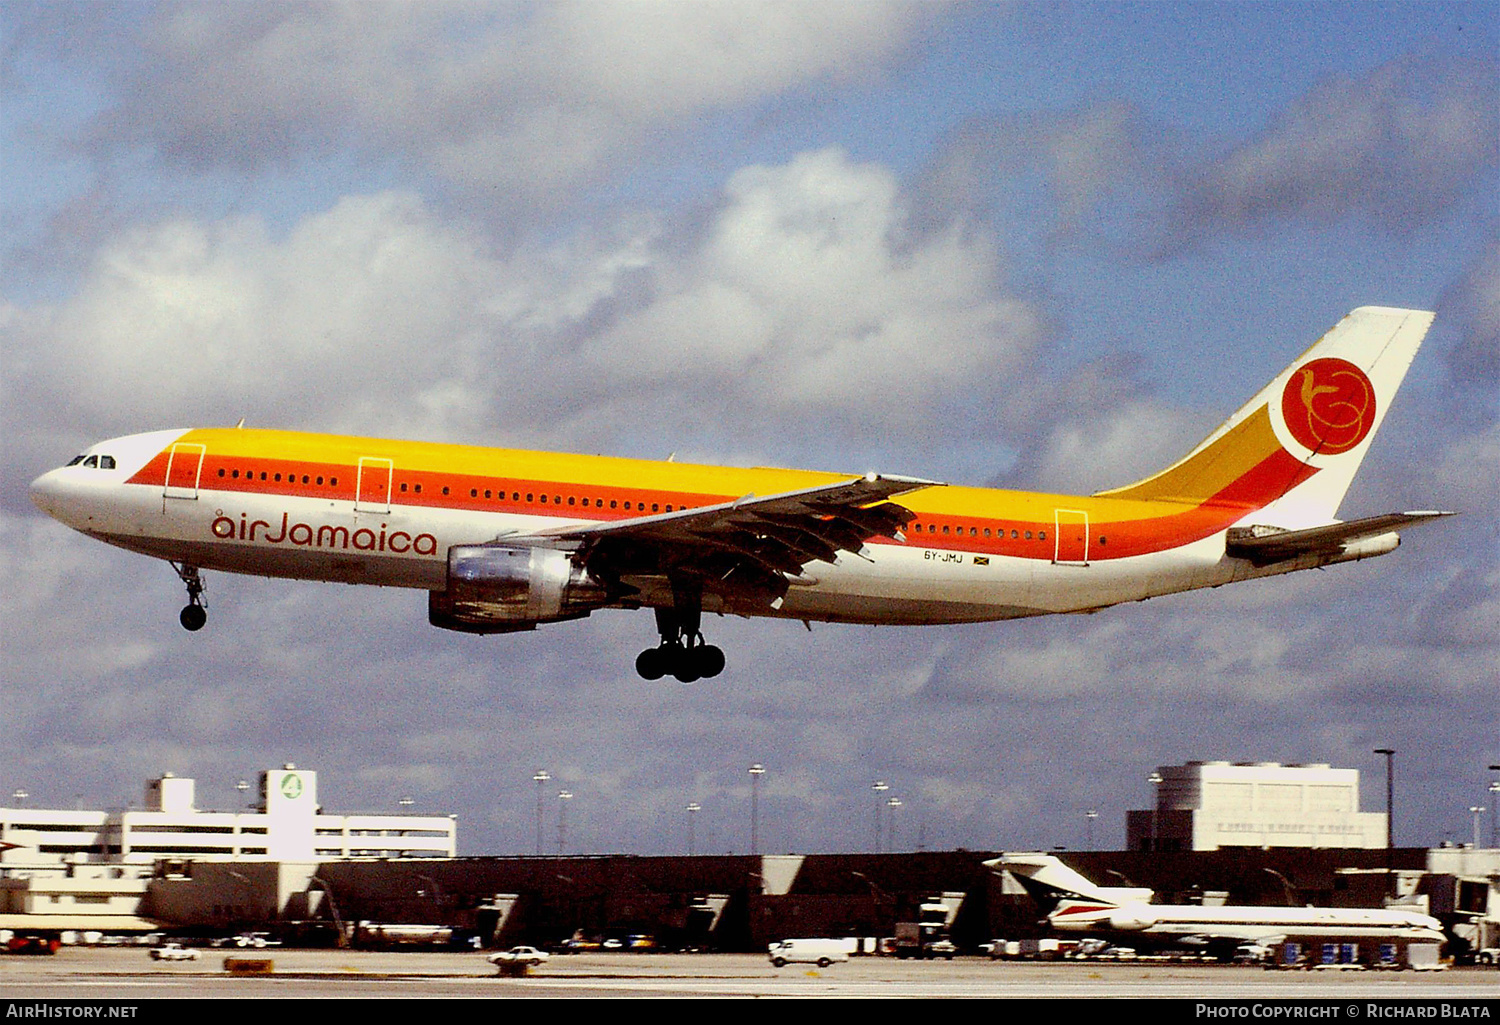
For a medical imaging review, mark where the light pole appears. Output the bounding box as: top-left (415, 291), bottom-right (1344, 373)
top-left (1085, 810), bottom-right (1098, 850)
top-left (1147, 771), bottom-right (1163, 852)
top-left (398, 796), bottom-right (413, 812)
top-left (1489, 780), bottom-right (1500, 849)
top-left (1470, 806), bottom-right (1486, 849)
top-left (1374, 748), bottom-right (1394, 895)
top-left (1489, 765), bottom-right (1500, 849)
top-left (557, 791), bottom-right (572, 854)
top-left (748, 764), bottom-right (765, 855)
top-left (886, 796), bottom-right (902, 853)
top-left (872, 781), bottom-right (888, 853)
top-left (686, 802), bottom-right (701, 856)
top-left (533, 770), bottom-right (551, 856)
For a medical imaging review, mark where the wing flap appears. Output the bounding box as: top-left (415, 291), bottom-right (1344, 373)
top-left (492, 472), bottom-right (943, 602)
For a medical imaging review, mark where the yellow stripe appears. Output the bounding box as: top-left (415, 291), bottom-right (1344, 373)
top-left (1094, 405), bottom-right (1282, 505)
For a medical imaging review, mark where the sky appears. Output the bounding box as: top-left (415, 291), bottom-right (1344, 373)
top-left (2, 1), bottom-right (1496, 858)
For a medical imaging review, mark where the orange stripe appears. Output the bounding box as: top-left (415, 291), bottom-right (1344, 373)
top-left (127, 429), bottom-right (1315, 562)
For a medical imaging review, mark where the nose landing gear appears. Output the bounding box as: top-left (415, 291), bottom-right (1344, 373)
top-left (636, 603), bottom-right (724, 683)
top-left (171, 562), bottom-right (207, 632)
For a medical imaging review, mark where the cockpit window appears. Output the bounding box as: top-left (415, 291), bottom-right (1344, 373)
top-left (65, 453), bottom-right (116, 469)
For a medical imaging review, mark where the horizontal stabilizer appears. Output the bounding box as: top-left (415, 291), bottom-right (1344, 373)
top-left (1225, 511), bottom-right (1454, 565)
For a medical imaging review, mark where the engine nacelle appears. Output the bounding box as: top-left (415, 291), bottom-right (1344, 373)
top-left (1106, 903), bottom-right (1156, 931)
top-left (429, 545), bottom-right (607, 634)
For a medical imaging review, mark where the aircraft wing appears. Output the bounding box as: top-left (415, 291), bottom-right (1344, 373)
top-left (495, 472), bottom-right (943, 603)
top-left (1225, 511), bottom-right (1454, 566)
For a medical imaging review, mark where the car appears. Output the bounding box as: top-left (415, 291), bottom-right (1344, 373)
top-left (149, 943), bottom-right (200, 961)
top-left (487, 945), bottom-right (550, 968)
top-left (1232, 943), bottom-right (1274, 965)
top-left (925, 939), bottom-right (957, 960)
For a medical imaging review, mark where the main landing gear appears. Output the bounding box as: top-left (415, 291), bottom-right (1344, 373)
top-left (636, 605), bottom-right (725, 683)
top-left (172, 562), bottom-right (207, 632)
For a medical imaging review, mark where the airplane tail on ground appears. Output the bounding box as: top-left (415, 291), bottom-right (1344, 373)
top-left (1098, 307), bottom-right (1435, 530)
top-left (983, 853), bottom-right (1153, 911)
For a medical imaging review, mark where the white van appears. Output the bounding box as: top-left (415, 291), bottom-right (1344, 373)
top-left (768, 938), bottom-right (851, 968)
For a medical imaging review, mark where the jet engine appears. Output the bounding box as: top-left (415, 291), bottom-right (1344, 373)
top-left (429, 544), bottom-right (608, 634)
top-left (1106, 904), bottom-right (1157, 931)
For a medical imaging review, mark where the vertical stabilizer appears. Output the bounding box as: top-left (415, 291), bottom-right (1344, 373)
top-left (984, 853), bottom-right (1154, 908)
top-left (1099, 307), bottom-right (1434, 529)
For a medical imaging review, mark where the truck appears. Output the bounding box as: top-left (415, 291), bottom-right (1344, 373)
top-left (893, 921), bottom-right (955, 960)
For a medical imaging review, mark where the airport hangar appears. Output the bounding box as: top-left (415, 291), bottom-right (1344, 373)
top-left (2, 762), bottom-right (1496, 955)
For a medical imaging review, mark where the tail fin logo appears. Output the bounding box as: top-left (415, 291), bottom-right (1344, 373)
top-left (1280, 358), bottom-right (1376, 455)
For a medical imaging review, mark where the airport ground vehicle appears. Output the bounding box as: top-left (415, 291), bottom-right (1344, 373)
top-left (5, 935), bottom-right (60, 955)
top-left (488, 945), bottom-right (550, 968)
top-left (149, 943), bottom-right (200, 961)
top-left (30, 308), bottom-right (1449, 680)
top-left (768, 938), bottom-right (850, 968)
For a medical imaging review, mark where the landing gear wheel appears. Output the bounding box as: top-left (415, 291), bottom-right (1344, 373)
top-left (639, 586), bottom-right (728, 681)
top-left (672, 650), bottom-right (701, 685)
top-left (696, 644), bottom-right (725, 679)
top-left (635, 646), bottom-right (668, 681)
top-left (170, 562), bottom-right (207, 633)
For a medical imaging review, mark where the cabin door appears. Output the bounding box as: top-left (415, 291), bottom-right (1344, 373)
top-left (355, 457), bottom-right (394, 514)
top-left (163, 443), bottom-right (206, 501)
top-left (1053, 508), bottom-right (1089, 565)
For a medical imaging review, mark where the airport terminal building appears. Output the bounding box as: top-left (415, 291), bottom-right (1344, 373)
top-left (3, 761), bottom-right (1494, 959)
top-left (0, 766), bottom-right (454, 938)
top-left (1126, 761), bottom-right (1388, 852)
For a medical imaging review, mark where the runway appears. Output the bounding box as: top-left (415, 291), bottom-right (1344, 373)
top-left (2, 950), bottom-right (1497, 999)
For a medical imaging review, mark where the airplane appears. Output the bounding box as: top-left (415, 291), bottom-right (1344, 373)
top-left (988, 852), bottom-right (1447, 956)
top-left (30, 306), bottom-right (1452, 682)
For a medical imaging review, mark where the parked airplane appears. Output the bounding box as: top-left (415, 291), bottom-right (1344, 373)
top-left (989, 852), bottom-right (1447, 955)
top-left (31, 307), bottom-right (1450, 681)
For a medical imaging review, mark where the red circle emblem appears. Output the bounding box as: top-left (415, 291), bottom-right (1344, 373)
top-left (1280, 358), bottom-right (1377, 455)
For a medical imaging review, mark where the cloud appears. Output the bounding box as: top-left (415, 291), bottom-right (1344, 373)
top-left (1167, 55), bottom-right (1499, 242)
top-left (70, 2), bottom-right (931, 204)
top-left (5, 148), bottom-right (1045, 494)
top-left (1439, 241), bottom-right (1500, 389)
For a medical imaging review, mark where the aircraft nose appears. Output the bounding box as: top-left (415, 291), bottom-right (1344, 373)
top-left (30, 469), bottom-right (68, 520)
